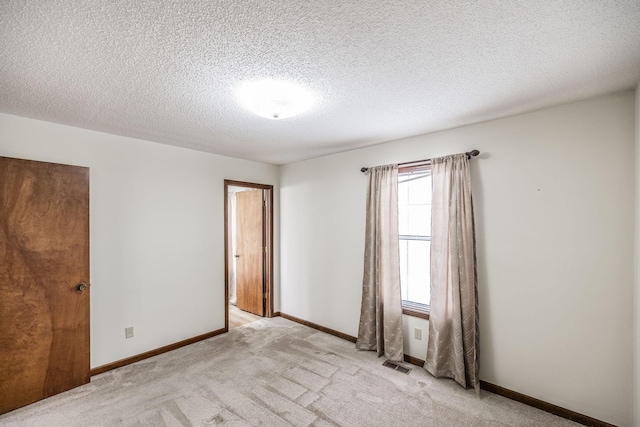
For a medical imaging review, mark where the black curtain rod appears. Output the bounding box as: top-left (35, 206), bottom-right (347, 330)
top-left (360, 150), bottom-right (480, 173)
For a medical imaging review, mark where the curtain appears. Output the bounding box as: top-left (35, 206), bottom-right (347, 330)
top-left (356, 165), bottom-right (404, 362)
top-left (424, 153), bottom-right (479, 390)
top-left (228, 191), bottom-right (237, 305)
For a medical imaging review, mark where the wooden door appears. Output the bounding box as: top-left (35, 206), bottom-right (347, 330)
top-left (0, 157), bottom-right (90, 415)
top-left (235, 189), bottom-right (264, 316)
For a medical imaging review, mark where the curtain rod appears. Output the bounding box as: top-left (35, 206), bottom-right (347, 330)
top-left (360, 150), bottom-right (480, 173)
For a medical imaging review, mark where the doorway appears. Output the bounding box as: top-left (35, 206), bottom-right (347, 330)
top-left (224, 180), bottom-right (273, 330)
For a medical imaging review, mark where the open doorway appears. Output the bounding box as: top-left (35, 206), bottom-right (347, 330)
top-left (224, 180), bottom-right (274, 330)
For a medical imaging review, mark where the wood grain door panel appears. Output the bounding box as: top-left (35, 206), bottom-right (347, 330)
top-left (0, 157), bottom-right (90, 414)
top-left (235, 189), bottom-right (264, 316)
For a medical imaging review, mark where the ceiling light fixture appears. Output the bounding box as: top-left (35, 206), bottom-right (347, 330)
top-left (236, 79), bottom-right (315, 120)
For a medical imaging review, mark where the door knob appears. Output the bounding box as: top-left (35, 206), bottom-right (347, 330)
top-left (77, 283), bottom-right (88, 291)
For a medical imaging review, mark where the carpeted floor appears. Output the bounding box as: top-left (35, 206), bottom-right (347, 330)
top-left (0, 317), bottom-right (579, 426)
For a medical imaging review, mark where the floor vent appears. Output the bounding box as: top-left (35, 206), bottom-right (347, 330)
top-left (382, 360), bottom-right (412, 375)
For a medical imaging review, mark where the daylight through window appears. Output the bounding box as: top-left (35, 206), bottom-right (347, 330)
top-left (398, 165), bottom-right (431, 317)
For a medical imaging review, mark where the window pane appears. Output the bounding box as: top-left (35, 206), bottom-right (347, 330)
top-left (399, 204), bottom-right (431, 236)
top-left (406, 204), bottom-right (431, 236)
top-left (398, 205), bottom-right (409, 236)
top-left (399, 168), bottom-right (431, 311)
top-left (399, 240), bottom-right (430, 306)
top-left (399, 240), bottom-right (408, 300)
top-left (398, 179), bottom-right (409, 205)
top-left (398, 174), bottom-right (431, 236)
top-left (407, 175), bottom-right (431, 204)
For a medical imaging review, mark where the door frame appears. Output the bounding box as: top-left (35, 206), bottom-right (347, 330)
top-left (224, 180), bottom-right (274, 330)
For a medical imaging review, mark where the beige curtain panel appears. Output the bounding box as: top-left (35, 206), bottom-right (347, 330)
top-left (424, 153), bottom-right (479, 390)
top-left (356, 165), bottom-right (404, 362)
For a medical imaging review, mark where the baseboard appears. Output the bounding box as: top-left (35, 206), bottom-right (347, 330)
top-left (89, 315), bottom-right (615, 427)
top-left (479, 381), bottom-right (616, 427)
top-left (276, 313), bottom-right (614, 427)
top-left (276, 312), bottom-right (357, 343)
top-left (90, 327), bottom-right (227, 376)
top-left (403, 353), bottom-right (424, 367)
top-left (403, 354), bottom-right (614, 427)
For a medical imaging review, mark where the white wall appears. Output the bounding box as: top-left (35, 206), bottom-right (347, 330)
top-left (0, 113), bottom-right (280, 368)
top-left (280, 91), bottom-right (635, 426)
top-left (635, 83), bottom-right (640, 427)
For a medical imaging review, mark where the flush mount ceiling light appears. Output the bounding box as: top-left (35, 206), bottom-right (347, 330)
top-left (236, 79), bottom-right (315, 120)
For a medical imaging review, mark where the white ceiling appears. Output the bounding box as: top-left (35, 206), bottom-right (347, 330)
top-left (1, 1), bottom-right (639, 165)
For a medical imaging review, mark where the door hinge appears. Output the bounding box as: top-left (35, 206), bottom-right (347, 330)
top-left (263, 292), bottom-right (267, 299)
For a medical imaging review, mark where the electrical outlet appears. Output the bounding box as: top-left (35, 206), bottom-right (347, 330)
top-left (414, 328), bottom-right (422, 340)
top-left (125, 327), bottom-right (134, 339)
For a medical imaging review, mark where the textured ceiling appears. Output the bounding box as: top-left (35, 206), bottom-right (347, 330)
top-left (1, 1), bottom-right (639, 165)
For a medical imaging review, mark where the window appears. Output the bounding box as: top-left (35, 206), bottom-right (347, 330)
top-left (398, 165), bottom-right (431, 319)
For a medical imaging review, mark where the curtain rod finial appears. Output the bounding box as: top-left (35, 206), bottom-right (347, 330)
top-left (361, 167), bottom-right (368, 173)
top-left (469, 150), bottom-right (480, 157)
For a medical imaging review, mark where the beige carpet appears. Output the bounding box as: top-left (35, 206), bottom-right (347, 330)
top-left (0, 317), bottom-right (579, 426)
